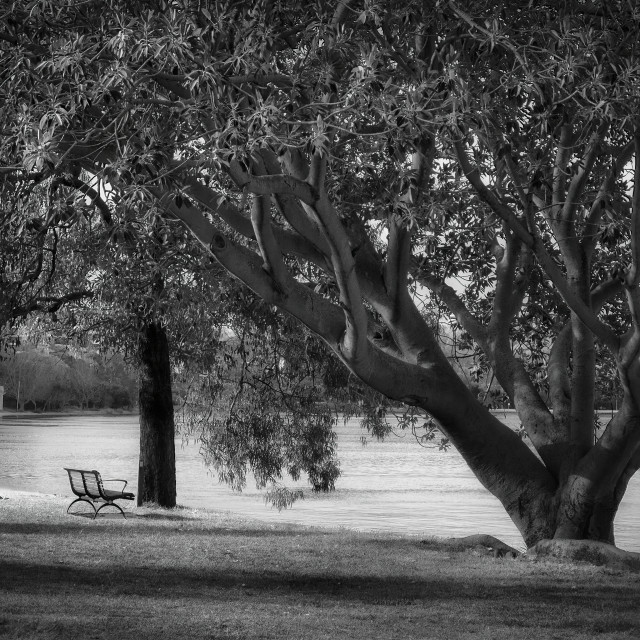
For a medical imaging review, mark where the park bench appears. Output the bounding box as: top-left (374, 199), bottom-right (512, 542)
top-left (64, 468), bottom-right (134, 519)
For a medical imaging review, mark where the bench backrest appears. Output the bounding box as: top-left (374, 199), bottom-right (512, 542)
top-left (65, 468), bottom-right (104, 500)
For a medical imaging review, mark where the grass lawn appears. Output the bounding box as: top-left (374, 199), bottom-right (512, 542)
top-left (1, 491), bottom-right (639, 640)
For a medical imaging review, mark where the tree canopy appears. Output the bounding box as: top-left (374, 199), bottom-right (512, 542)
top-left (3, 0), bottom-right (640, 547)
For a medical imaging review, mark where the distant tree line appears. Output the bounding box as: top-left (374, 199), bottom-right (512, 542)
top-left (0, 340), bottom-right (136, 412)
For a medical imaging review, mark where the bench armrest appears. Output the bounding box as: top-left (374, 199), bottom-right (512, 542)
top-left (102, 479), bottom-right (128, 489)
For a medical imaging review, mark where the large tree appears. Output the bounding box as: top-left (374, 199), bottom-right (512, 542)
top-left (3, 0), bottom-right (640, 547)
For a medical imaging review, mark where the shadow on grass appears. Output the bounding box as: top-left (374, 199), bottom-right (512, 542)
top-left (3, 558), bottom-right (640, 637)
top-left (2, 555), bottom-right (639, 621)
top-left (0, 520), bottom-right (309, 538)
top-left (63, 510), bottom-right (199, 522)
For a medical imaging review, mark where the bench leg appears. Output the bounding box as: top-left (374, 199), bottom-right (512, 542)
top-left (66, 497), bottom-right (97, 517)
top-left (95, 502), bottom-right (127, 519)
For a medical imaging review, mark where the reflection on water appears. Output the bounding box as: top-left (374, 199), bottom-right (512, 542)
top-left (0, 412), bottom-right (638, 552)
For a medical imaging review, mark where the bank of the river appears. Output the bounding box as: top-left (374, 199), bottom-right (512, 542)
top-left (1, 491), bottom-right (639, 640)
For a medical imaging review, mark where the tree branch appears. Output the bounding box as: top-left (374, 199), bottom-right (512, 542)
top-left (156, 190), bottom-right (347, 343)
top-left (258, 149), bottom-right (331, 260)
top-left (419, 274), bottom-right (486, 346)
top-left (305, 193), bottom-right (369, 361)
top-left (625, 131), bottom-right (640, 288)
top-left (12, 290), bottom-right (93, 320)
top-left (453, 138), bottom-right (533, 247)
top-left (384, 216), bottom-right (412, 322)
top-left (229, 160), bottom-right (318, 205)
top-left (548, 322), bottom-right (572, 427)
top-left (250, 193), bottom-right (289, 291)
top-left (181, 179), bottom-right (331, 271)
top-left (552, 124), bottom-right (574, 221)
top-left (489, 230), bottom-right (529, 335)
top-left (455, 137), bottom-right (620, 352)
top-left (56, 176), bottom-right (113, 225)
top-left (583, 140), bottom-right (635, 259)
top-left (559, 124), bottom-right (608, 244)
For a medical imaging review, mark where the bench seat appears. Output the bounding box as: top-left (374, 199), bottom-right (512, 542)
top-left (64, 468), bottom-right (134, 519)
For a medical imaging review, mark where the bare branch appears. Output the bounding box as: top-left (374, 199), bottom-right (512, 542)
top-left (258, 149), bottom-right (331, 260)
top-left (502, 150), bottom-right (530, 212)
top-left (308, 151), bottom-right (327, 192)
top-left (181, 179), bottom-right (254, 239)
top-left (419, 274), bottom-right (486, 345)
top-left (552, 124), bottom-right (574, 218)
top-left (277, 148), bottom-right (309, 180)
top-left (455, 137), bottom-right (620, 351)
top-left (626, 132), bottom-right (640, 288)
top-left (384, 216), bottom-right (412, 320)
top-left (250, 193), bottom-right (288, 290)
top-left (172, 180), bottom-right (332, 271)
top-left (591, 277), bottom-right (625, 308)
top-left (148, 71), bottom-right (192, 100)
top-left (304, 193), bottom-right (369, 360)
top-left (489, 231), bottom-right (530, 335)
top-left (229, 160), bottom-right (318, 205)
top-left (12, 290), bottom-right (93, 320)
top-left (156, 189), bottom-right (347, 343)
top-left (560, 124), bottom-right (608, 240)
top-left (548, 322), bottom-right (572, 423)
top-left (56, 176), bottom-right (112, 225)
top-left (453, 138), bottom-right (533, 247)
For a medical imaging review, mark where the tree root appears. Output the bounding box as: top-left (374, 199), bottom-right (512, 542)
top-left (420, 534), bottom-right (521, 558)
top-left (527, 539), bottom-right (640, 571)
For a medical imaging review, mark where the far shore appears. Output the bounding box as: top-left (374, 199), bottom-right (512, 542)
top-left (3, 406), bottom-right (623, 417)
top-left (0, 407), bottom-right (138, 417)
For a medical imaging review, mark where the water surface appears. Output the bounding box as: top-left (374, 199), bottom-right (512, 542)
top-left (1, 412), bottom-right (638, 552)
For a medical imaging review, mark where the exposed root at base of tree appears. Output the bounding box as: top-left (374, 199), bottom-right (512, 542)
top-left (528, 539), bottom-right (640, 571)
top-left (420, 534), bottom-right (521, 558)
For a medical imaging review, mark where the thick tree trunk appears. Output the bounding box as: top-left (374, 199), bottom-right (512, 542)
top-left (439, 404), bottom-right (558, 547)
top-left (553, 397), bottom-right (640, 542)
top-left (391, 362), bottom-right (559, 547)
top-left (137, 321), bottom-right (176, 508)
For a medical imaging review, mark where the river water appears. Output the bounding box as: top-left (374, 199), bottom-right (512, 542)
top-left (0, 412), bottom-right (638, 552)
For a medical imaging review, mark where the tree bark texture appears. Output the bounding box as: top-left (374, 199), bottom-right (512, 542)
top-left (137, 321), bottom-right (177, 508)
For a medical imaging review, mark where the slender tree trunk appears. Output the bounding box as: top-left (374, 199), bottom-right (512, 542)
top-left (137, 320), bottom-right (176, 508)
